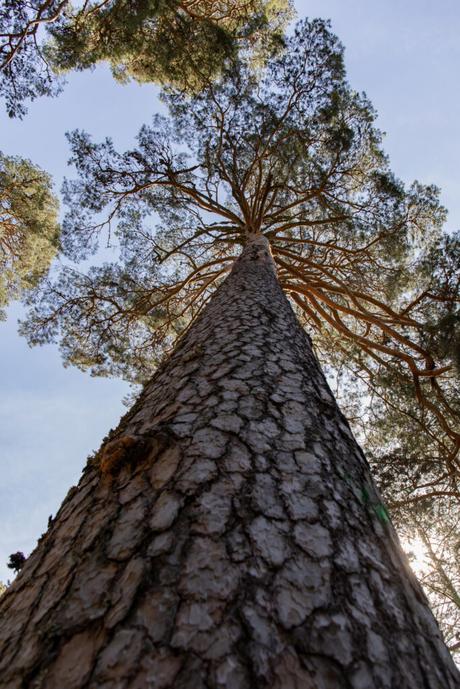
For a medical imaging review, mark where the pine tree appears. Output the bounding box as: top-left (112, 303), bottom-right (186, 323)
top-left (24, 20), bottom-right (459, 476)
top-left (0, 0), bottom-right (65, 117)
top-left (0, 152), bottom-right (60, 318)
top-left (2, 18), bottom-right (459, 687)
top-left (1, 235), bottom-right (459, 687)
top-left (48, 0), bottom-right (292, 91)
top-left (0, 0), bottom-right (292, 117)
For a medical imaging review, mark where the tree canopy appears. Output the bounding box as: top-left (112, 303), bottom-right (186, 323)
top-left (0, 0), bottom-right (65, 117)
top-left (0, 152), bottom-right (60, 318)
top-left (0, 0), bottom-right (293, 117)
top-left (48, 0), bottom-right (292, 89)
top-left (22, 19), bottom-right (460, 489)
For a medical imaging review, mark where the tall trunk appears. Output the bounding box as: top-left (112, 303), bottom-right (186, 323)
top-left (0, 236), bottom-right (458, 689)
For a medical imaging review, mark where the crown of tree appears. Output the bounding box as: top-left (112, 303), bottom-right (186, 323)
top-left (0, 153), bottom-right (60, 318)
top-left (0, 0), bottom-right (293, 117)
top-left (21, 19), bottom-right (460, 490)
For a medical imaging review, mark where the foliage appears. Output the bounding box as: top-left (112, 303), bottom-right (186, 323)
top-left (0, 152), bottom-right (60, 318)
top-left (0, 0), bottom-right (293, 116)
top-left (7, 551), bottom-right (26, 573)
top-left (22, 19), bottom-right (460, 481)
top-left (48, 0), bottom-right (292, 91)
top-left (0, 0), bottom-right (65, 117)
top-left (419, 232), bottom-right (460, 375)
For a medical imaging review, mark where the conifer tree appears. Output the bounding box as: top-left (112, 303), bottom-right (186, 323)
top-left (24, 19), bottom-right (460, 477)
top-left (1, 18), bottom-right (459, 688)
top-left (0, 152), bottom-right (60, 318)
top-left (0, 0), bottom-right (292, 117)
top-left (0, 0), bottom-right (65, 117)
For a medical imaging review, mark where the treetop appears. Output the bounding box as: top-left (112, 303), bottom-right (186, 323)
top-left (20, 19), bottom-right (460, 485)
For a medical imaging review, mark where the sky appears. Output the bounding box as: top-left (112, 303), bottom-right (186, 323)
top-left (1, 0), bottom-right (460, 583)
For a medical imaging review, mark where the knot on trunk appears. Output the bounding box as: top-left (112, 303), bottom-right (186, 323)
top-left (98, 429), bottom-right (176, 478)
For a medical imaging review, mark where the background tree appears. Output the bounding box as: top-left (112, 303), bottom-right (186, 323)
top-left (0, 0), bottom-right (293, 117)
top-left (0, 152), bottom-right (60, 319)
top-left (365, 418), bottom-right (460, 664)
top-left (48, 0), bottom-right (292, 90)
top-left (406, 499), bottom-right (460, 663)
top-left (377, 486), bottom-right (460, 664)
top-left (0, 0), bottom-right (65, 117)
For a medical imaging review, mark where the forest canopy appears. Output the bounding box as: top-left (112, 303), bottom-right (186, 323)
top-left (0, 0), bottom-right (293, 117)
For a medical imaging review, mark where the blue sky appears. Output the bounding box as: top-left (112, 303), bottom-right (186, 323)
top-left (1, 0), bottom-right (460, 583)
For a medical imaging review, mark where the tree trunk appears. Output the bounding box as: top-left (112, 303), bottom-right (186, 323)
top-left (0, 235), bottom-right (458, 689)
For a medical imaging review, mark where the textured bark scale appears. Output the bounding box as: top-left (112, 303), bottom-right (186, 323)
top-left (0, 236), bottom-right (458, 688)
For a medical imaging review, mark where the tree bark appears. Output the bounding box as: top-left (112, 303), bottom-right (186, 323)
top-left (0, 235), bottom-right (458, 689)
